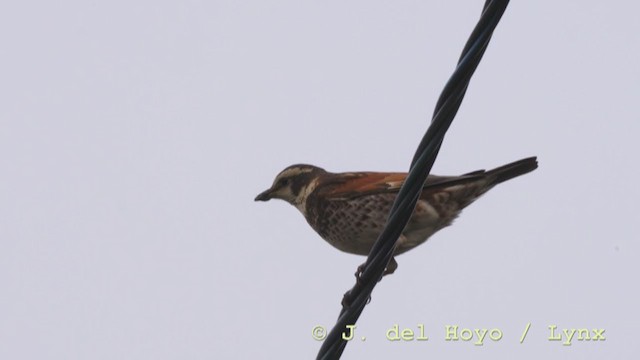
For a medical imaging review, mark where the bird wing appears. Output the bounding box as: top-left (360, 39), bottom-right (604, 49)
top-left (320, 171), bottom-right (487, 200)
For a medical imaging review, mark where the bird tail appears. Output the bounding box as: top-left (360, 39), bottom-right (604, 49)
top-left (485, 156), bottom-right (538, 186)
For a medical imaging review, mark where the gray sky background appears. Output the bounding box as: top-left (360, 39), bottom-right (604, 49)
top-left (1, 1), bottom-right (637, 359)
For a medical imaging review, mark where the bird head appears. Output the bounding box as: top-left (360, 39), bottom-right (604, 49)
top-left (255, 164), bottom-right (326, 209)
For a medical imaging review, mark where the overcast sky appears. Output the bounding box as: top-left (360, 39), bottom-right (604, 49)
top-left (1, 1), bottom-right (637, 359)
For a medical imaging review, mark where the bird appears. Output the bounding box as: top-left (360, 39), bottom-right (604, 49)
top-left (255, 157), bottom-right (538, 275)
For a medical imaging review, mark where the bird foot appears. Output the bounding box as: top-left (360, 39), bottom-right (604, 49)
top-left (383, 257), bottom-right (398, 276)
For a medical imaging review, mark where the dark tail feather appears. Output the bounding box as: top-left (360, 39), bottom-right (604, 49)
top-left (486, 156), bottom-right (538, 186)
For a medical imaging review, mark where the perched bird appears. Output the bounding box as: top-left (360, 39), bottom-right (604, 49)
top-left (255, 157), bottom-right (537, 275)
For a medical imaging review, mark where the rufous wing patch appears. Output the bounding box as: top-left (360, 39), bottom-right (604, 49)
top-left (319, 171), bottom-right (488, 200)
top-left (320, 172), bottom-right (407, 199)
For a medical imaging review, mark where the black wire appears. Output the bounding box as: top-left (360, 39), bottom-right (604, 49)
top-left (316, 1), bottom-right (510, 359)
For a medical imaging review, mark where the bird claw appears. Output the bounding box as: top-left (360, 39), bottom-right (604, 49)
top-left (354, 263), bottom-right (366, 284)
top-left (341, 290), bottom-right (372, 307)
top-left (341, 291), bottom-right (354, 307)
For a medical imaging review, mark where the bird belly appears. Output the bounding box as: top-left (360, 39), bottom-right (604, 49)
top-left (310, 195), bottom-right (448, 256)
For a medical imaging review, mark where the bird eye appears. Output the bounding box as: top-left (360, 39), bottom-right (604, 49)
top-left (277, 178), bottom-right (291, 187)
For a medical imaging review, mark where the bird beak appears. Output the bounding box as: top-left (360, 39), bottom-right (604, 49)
top-left (255, 188), bottom-right (273, 201)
